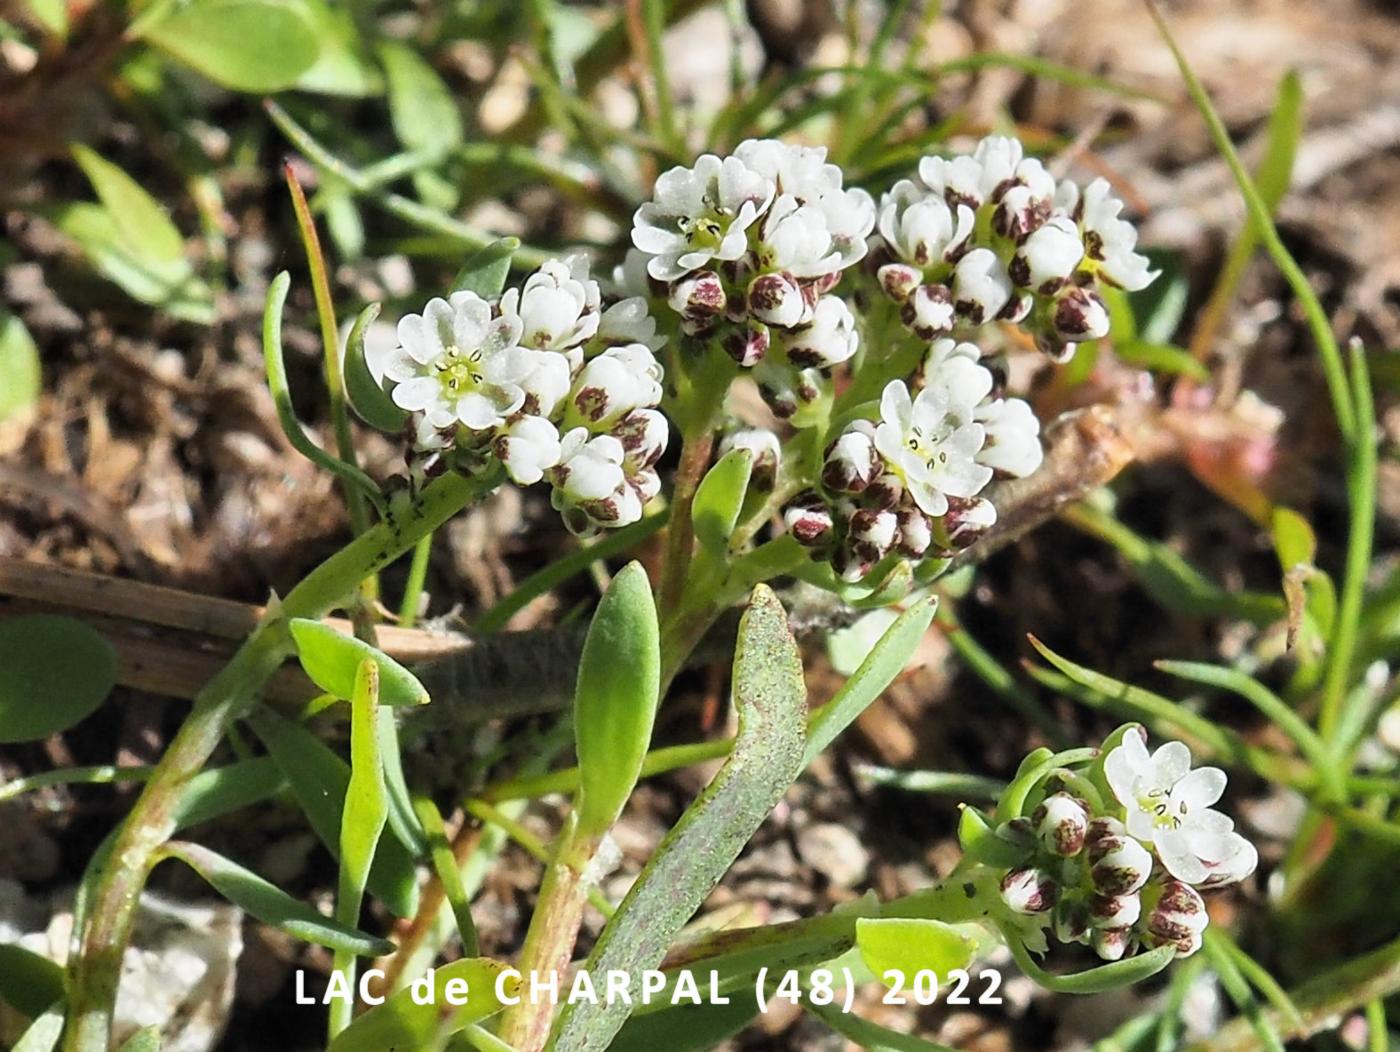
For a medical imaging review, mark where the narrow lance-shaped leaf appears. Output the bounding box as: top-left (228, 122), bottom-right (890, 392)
top-left (574, 561), bottom-right (661, 842)
top-left (338, 660), bottom-right (389, 925)
top-left (692, 448), bottom-right (753, 555)
top-left (116, 1026), bottom-right (162, 1052)
top-left (0, 944), bottom-right (65, 1019)
top-left (550, 585), bottom-right (808, 1052)
top-left (290, 618), bottom-right (429, 708)
top-left (137, 0), bottom-right (320, 92)
top-left (250, 708), bottom-right (421, 917)
top-left (0, 309), bottom-right (41, 424)
top-left (1004, 934), bottom-right (1175, 994)
top-left (326, 958), bottom-right (517, 1052)
top-left (856, 917), bottom-right (975, 980)
top-left (11, 1002), bottom-right (64, 1052)
top-left (159, 841), bottom-right (392, 957)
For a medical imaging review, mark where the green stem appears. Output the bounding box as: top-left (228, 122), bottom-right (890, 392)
top-left (0, 765), bottom-right (152, 804)
top-left (61, 469), bottom-right (495, 1052)
top-left (398, 533), bottom-right (434, 627)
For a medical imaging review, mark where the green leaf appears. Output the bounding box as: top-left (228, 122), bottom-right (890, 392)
top-left (338, 659), bottom-right (388, 928)
top-left (857, 918), bottom-right (975, 979)
top-left (25, 0), bottom-right (69, 40)
top-left (1256, 70), bottom-right (1303, 213)
top-left (1270, 506), bottom-right (1316, 570)
top-left (451, 238), bottom-right (519, 299)
top-left (172, 756), bottom-right (287, 830)
top-left (692, 448), bottom-right (753, 555)
top-left (1005, 936), bottom-right (1175, 994)
top-left (293, 0), bottom-right (383, 97)
top-left (71, 145), bottom-right (184, 262)
top-left (808, 1000), bottom-right (957, 1051)
top-left (326, 958), bottom-right (516, 1052)
top-left (11, 1002), bottom-right (64, 1052)
top-left (343, 303), bottom-right (409, 432)
top-left (0, 308), bottom-right (41, 423)
top-left (116, 1025), bottom-right (162, 1052)
top-left (1115, 340), bottom-right (1208, 380)
top-left (574, 562), bottom-right (661, 841)
top-left (138, 0), bottom-right (319, 92)
top-left (551, 586), bottom-right (807, 1052)
top-left (251, 709), bottom-right (421, 917)
top-left (379, 41), bottom-right (464, 156)
top-left (414, 796), bottom-right (479, 956)
top-left (805, 596), bottom-right (935, 763)
top-left (610, 990), bottom-right (759, 1052)
top-left (1126, 249), bottom-right (1188, 346)
top-left (0, 944), bottom-right (65, 1019)
top-left (289, 619), bottom-right (429, 708)
top-left (0, 614), bottom-right (116, 742)
top-left (161, 840), bottom-right (392, 956)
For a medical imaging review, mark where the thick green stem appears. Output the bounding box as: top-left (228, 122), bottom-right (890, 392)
top-left (62, 470), bottom-right (493, 1052)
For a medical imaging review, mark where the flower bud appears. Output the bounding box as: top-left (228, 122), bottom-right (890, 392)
top-left (941, 495), bottom-right (997, 550)
top-left (822, 423), bottom-right (879, 494)
top-left (783, 494), bottom-right (834, 547)
top-left (877, 262), bottom-right (921, 302)
top-left (1088, 892), bottom-right (1141, 930)
top-left (783, 296), bottom-right (858, 368)
top-left (952, 248), bottom-right (1013, 325)
top-left (863, 472), bottom-right (904, 511)
top-left (748, 271), bottom-right (808, 328)
top-left (1052, 286), bottom-right (1110, 342)
top-left (492, 414), bottom-right (562, 486)
top-left (1009, 215), bottom-right (1084, 293)
top-left (849, 507), bottom-right (898, 551)
top-left (1033, 793), bottom-right (1089, 856)
top-left (1092, 926), bottom-right (1133, 962)
top-left (1088, 825), bottom-right (1153, 896)
top-left (612, 408), bottom-right (670, 472)
top-left (998, 291), bottom-right (1034, 324)
top-left (1053, 899), bottom-right (1090, 945)
top-left (832, 538), bottom-right (877, 584)
top-left (719, 427), bottom-right (781, 489)
top-left (896, 506), bottom-right (932, 558)
top-left (992, 183), bottom-right (1052, 242)
top-left (569, 344), bottom-right (663, 429)
top-left (667, 270), bottom-right (727, 331)
top-left (900, 283), bottom-right (955, 340)
top-left (1145, 880), bottom-right (1208, 957)
top-left (1000, 867), bottom-right (1059, 915)
top-left (723, 321), bottom-right (770, 367)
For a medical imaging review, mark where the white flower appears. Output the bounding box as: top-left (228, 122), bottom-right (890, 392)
top-left (499, 256), bottom-right (599, 352)
top-left (951, 248), bottom-right (1013, 324)
top-left (735, 138), bottom-right (874, 269)
top-left (598, 296), bottom-right (666, 352)
top-left (873, 379), bottom-right (993, 518)
top-left (877, 180), bottom-right (975, 267)
top-left (568, 344), bottom-right (664, 430)
top-left (548, 428), bottom-right (645, 534)
top-left (758, 195), bottom-right (843, 278)
top-left (975, 397), bottom-right (1043, 478)
top-left (612, 408), bottom-right (670, 472)
top-left (633, 154), bottom-right (775, 281)
top-left (901, 283), bottom-right (955, 340)
top-left (747, 270), bottom-right (808, 327)
top-left (1104, 734), bottom-right (1258, 887)
top-left (822, 421), bottom-right (880, 494)
top-left (919, 135), bottom-right (1025, 208)
top-left (492, 415), bottom-right (561, 485)
top-left (1063, 178), bottom-right (1158, 291)
top-left (781, 295), bottom-right (857, 368)
top-left (384, 292), bottom-right (532, 443)
top-left (1146, 880), bottom-right (1209, 957)
top-left (1011, 215), bottom-right (1083, 292)
top-left (519, 349), bottom-right (573, 419)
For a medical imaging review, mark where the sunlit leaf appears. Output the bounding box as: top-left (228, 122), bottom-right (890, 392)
top-left (857, 918), bottom-right (975, 979)
top-left (692, 448), bottom-right (753, 555)
top-left (289, 619), bottom-right (429, 708)
top-left (574, 562), bottom-right (660, 841)
top-left (0, 944), bottom-right (65, 1019)
top-left (0, 308), bottom-right (41, 423)
top-left (379, 41), bottom-right (463, 155)
top-left (326, 958), bottom-right (516, 1052)
top-left (0, 615), bottom-right (116, 743)
top-left (139, 0), bottom-right (319, 92)
top-left (452, 238), bottom-right (519, 299)
top-left (161, 841), bottom-right (392, 956)
top-left (343, 303), bottom-right (409, 433)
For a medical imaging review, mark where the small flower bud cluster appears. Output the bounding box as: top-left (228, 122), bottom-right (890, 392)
top-left (994, 730), bottom-right (1257, 962)
top-left (631, 139), bottom-right (875, 423)
top-left (781, 340), bottom-right (1042, 581)
top-left (871, 135), bottom-right (1158, 361)
top-left (371, 256), bottom-right (668, 536)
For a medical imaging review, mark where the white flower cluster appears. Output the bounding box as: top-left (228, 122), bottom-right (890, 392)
top-left (631, 139), bottom-right (874, 423)
top-left (872, 135), bottom-right (1158, 360)
top-left (783, 340), bottom-right (1042, 581)
top-left (370, 257), bottom-right (668, 535)
top-left (998, 728), bottom-right (1257, 961)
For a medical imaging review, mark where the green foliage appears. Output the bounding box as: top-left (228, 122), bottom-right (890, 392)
top-left (11, 1003), bottom-right (64, 1052)
top-left (326, 958), bottom-right (516, 1052)
top-left (0, 614), bottom-right (115, 743)
top-left (551, 586), bottom-right (808, 1051)
top-left (573, 561), bottom-right (661, 841)
top-left (138, 0), bottom-right (320, 92)
top-left (0, 309), bottom-right (41, 423)
top-left (159, 840), bottom-right (392, 956)
top-left (856, 918), bottom-right (975, 979)
top-left (289, 618), bottom-right (429, 708)
top-left (115, 1026), bottom-right (162, 1052)
top-left (343, 302), bottom-right (409, 432)
top-left (692, 448), bottom-right (753, 555)
top-left (452, 238), bottom-right (520, 299)
top-left (0, 944), bottom-right (65, 1020)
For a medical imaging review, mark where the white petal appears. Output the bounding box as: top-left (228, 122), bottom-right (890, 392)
top-left (1150, 742), bottom-right (1193, 789)
top-left (1174, 766), bottom-right (1227, 811)
top-left (1156, 828), bottom-right (1209, 885)
top-left (391, 376), bottom-right (442, 412)
top-left (455, 391), bottom-right (502, 431)
top-left (1104, 734), bottom-right (1151, 808)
